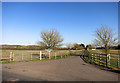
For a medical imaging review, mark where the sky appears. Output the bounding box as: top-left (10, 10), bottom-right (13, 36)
top-left (2, 2), bottom-right (118, 46)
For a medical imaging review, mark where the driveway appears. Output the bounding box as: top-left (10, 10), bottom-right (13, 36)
top-left (2, 53), bottom-right (119, 81)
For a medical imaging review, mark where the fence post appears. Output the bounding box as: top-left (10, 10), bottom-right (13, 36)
top-left (107, 54), bottom-right (110, 67)
top-left (61, 55), bottom-right (62, 58)
top-left (106, 54), bottom-right (109, 67)
top-left (49, 52), bottom-right (51, 59)
top-left (45, 53), bottom-right (47, 58)
top-left (92, 54), bottom-right (93, 63)
top-left (10, 52), bottom-right (12, 61)
top-left (95, 54), bottom-right (96, 63)
top-left (13, 52), bottom-right (14, 61)
top-left (40, 51), bottom-right (42, 60)
top-left (31, 53), bottom-right (32, 60)
top-left (106, 55), bottom-right (107, 67)
top-left (118, 55), bottom-right (120, 68)
top-left (108, 54), bottom-right (110, 66)
top-left (55, 53), bottom-right (56, 59)
top-left (99, 55), bottom-right (101, 65)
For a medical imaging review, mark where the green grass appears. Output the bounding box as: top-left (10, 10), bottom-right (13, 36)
top-left (84, 49), bottom-right (119, 69)
top-left (1, 49), bottom-right (82, 63)
top-left (1, 54), bottom-right (73, 64)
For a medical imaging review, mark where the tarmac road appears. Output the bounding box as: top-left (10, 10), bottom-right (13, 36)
top-left (2, 52), bottom-right (119, 81)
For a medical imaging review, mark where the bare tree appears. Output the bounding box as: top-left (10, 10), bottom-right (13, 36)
top-left (38, 29), bottom-right (63, 49)
top-left (94, 24), bottom-right (118, 54)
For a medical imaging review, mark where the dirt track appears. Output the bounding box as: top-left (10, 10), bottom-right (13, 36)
top-left (2, 53), bottom-right (119, 81)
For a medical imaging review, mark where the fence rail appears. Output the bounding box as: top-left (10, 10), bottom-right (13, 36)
top-left (1, 50), bottom-right (82, 62)
top-left (83, 50), bottom-right (120, 69)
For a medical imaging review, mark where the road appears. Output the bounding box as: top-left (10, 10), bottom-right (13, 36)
top-left (2, 53), bottom-right (119, 81)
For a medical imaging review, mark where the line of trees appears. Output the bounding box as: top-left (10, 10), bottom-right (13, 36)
top-left (65, 43), bottom-right (85, 50)
top-left (1, 44), bottom-right (119, 50)
top-left (1, 45), bottom-right (43, 50)
top-left (2, 24), bottom-right (118, 51)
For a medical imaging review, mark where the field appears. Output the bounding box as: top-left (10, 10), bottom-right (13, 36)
top-left (2, 49), bottom-right (119, 69)
top-left (84, 49), bottom-right (120, 69)
top-left (1, 50), bottom-right (82, 63)
top-left (89, 49), bottom-right (119, 54)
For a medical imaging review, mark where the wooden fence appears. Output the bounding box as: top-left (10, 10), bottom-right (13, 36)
top-left (1, 50), bottom-right (81, 62)
top-left (83, 50), bottom-right (120, 69)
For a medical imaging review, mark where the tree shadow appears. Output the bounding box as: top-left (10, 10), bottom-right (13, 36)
top-left (78, 51), bottom-right (120, 74)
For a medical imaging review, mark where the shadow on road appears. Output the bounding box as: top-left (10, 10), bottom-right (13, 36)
top-left (76, 51), bottom-right (120, 74)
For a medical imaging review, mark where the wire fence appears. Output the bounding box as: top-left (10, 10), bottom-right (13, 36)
top-left (82, 50), bottom-right (120, 69)
top-left (1, 50), bottom-right (82, 63)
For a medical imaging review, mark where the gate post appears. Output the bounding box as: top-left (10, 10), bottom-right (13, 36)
top-left (13, 52), bottom-right (14, 61)
top-left (10, 52), bottom-right (12, 61)
top-left (40, 51), bottom-right (42, 60)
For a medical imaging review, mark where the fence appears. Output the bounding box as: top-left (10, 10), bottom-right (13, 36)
top-left (1, 50), bottom-right (81, 62)
top-left (83, 50), bottom-right (120, 69)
